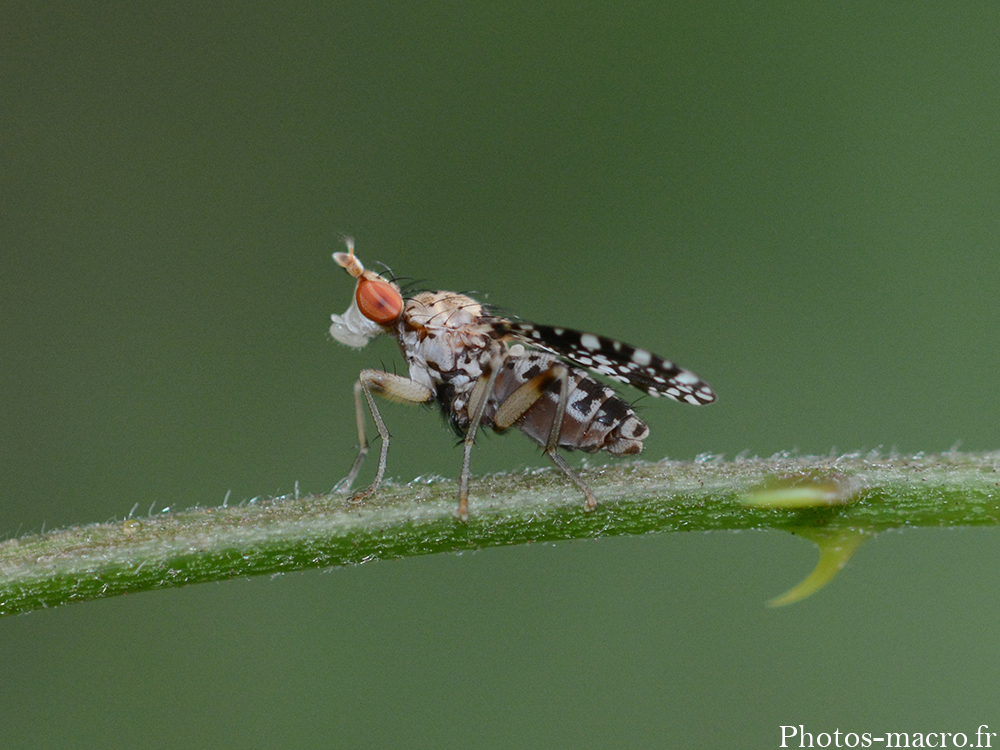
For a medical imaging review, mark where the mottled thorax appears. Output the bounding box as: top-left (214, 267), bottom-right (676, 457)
top-left (397, 291), bottom-right (502, 396)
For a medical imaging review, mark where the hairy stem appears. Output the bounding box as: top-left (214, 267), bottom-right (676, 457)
top-left (2, 450), bottom-right (999, 617)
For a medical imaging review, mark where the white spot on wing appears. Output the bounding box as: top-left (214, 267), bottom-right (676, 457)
top-left (631, 348), bottom-right (652, 366)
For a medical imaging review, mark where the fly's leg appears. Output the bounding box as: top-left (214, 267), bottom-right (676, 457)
top-left (456, 352), bottom-right (504, 522)
top-left (335, 369), bottom-right (434, 502)
top-left (493, 364), bottom-right (599, 512)
top-left (332, 379), bottom-right (372, 493)
top-left (535, 364), bottom-right (599, 511)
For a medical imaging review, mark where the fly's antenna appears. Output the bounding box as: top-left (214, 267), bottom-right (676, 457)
top-left (333, 235), bottom-right (365, 279)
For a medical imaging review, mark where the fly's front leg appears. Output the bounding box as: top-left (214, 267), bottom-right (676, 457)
top-left (333, 379), bottom-right (373, 493)
top-left (456, 352), bottom-right (504, 523)
top-left (494, 364), bottom-right (599, 512)
top-left (335, 369), bottom-right (433, 502)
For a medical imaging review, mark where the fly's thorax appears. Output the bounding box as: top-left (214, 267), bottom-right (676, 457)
top-left (404, 291), bottom-right (484, 330)
top-left (397, 290), bottom-right (500, 395)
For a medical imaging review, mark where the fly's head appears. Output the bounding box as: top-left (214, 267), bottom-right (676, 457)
top-left (330, 237), bottom-right (404, 348)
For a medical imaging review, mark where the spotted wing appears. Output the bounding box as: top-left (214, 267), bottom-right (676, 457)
top-left (493, 321), bottom-right (716, 406)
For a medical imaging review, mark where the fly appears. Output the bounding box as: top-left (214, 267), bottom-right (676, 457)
top-left (329, 238), bottom-right (715, 521)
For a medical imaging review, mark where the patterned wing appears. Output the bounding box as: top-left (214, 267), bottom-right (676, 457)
top-left (493, 321), bottom-right (716, 405)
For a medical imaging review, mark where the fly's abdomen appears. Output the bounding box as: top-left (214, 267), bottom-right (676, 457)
top-left (488, 352), bottom-right (649, 455)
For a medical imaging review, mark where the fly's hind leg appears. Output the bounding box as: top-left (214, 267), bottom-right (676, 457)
top-left (493, 364), bottom-right (599, 512)
top-left (335, 369), bottom-right (433, 502)
top-left (540, 366), bottom-right (599, 512)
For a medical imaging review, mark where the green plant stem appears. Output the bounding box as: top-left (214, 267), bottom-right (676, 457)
top-left (3, 450), bottom-right (1000, 617)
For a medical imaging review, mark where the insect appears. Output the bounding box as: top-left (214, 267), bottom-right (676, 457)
top-left (329, 237), bottom-right (715, 521)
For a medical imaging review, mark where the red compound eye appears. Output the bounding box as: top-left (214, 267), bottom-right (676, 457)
top-left (356, 278), bottom-right (403, 325)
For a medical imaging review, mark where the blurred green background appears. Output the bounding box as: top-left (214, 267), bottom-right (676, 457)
top-left (3, 3), bottom-right (1000, 747)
